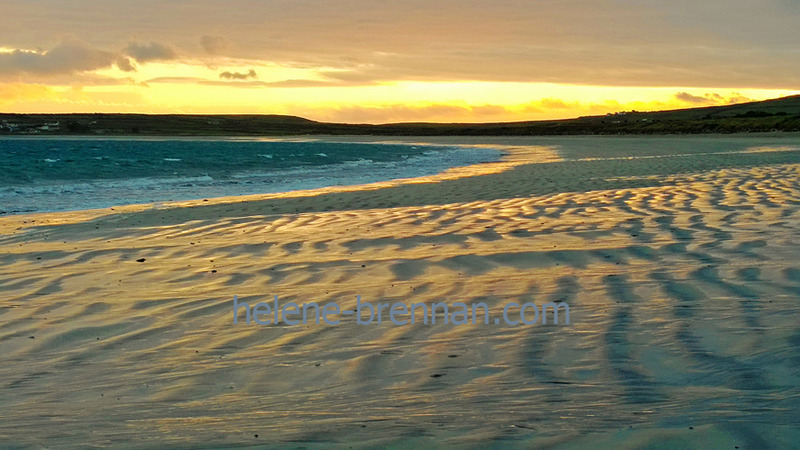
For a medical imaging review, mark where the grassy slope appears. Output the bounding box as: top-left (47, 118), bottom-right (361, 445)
top-left (2, 95), bottom-right (800, 136)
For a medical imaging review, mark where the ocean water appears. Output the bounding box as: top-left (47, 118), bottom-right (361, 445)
top-left (0, 137), bottom-right (502, 214)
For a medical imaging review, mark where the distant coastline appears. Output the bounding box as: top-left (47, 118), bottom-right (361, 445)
top-left (2, 95), bottom-right (800, 137)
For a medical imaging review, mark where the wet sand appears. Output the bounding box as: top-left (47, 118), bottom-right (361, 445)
top-left (1, 135), bottom-right (800, 448)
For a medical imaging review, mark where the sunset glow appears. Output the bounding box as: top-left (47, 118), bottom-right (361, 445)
top-left (2, 1), bottom-right (799, 122)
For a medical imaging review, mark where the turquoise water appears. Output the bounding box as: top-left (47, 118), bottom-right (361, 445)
top-left (0, 137), bottom-right (501, 214)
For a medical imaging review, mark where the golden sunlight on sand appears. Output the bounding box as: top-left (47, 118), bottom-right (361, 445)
top-left (1, 136), bottom-right (800, 447)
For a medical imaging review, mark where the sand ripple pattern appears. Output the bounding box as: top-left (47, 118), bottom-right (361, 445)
top-left (2, 144), bottom-right (800, 447)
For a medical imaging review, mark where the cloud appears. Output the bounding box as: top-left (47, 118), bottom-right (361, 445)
top-left (200, 35), bottom-right (231, 55)
top-left (319, 69), bottom-right (381, 84)
top-left (305, 102), bottom-right (557, 124)
top-left (675, 92), bottom-right (714, 105)
top-left (146, 76), bottom-right (207, 84)
top-left (725, 93), bottom-right (755, 104)
top-left (219, 69), bottom-right (257, 80)
top-left (124, 41), bottom-right (178, 63)
top-left (147, 75), bottom-right (375, 88)
top-left (264, 79), bottom-right (332, 87)
top-left (0, 82), bottom-right (148, 112)
top-left (147, 76), bottom-right (262, 87)
top-left (675, 91), bottom-right (754, 106)
top-left (116, 57), bottom-right (136, 72)
top-left (536, 99), bottom-right (583, 110)
top-left (147, 75), bottom-right (340, 88)
top-left (312, 103), bottom-right (490, 124)
top-left (301, 96), bottom-right (688, 124)
top-left (0, 37), bottom-right (124, 76)
top-left (0, 83), bottom-right (54, 105)
top-left (0, 37), bottom-right (182, 80)
top-left (1, 1), bottom-right (799, 88)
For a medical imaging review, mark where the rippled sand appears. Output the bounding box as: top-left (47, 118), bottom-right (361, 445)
top-left (2, 135), bottom-right (800, 448)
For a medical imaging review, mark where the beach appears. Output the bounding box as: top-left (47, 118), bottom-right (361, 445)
top-left (2, 134), bottom-right (800, 448)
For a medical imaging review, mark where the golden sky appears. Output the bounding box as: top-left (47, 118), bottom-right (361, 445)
top-left (1, 0), bottom-right (798, 123)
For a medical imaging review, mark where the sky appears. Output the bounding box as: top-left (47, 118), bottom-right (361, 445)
top-left (1, 0), bottom-right (798, 123)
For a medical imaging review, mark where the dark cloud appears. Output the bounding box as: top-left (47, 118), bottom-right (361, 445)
top-left (219, 69), bottom-right (257, 80)
top-left (0, 37), bottom-right (183, 80)
top-left (147, 75), bottom-right (370, 88)
top-left (675, 92), bottom-right (712, 105)
top-left (124, 41), bottom-right (178, 63)
top-left (200, 35), bottom-right (231, 55)
top-left (146, 76), bottom-right (207, 84)
top-left (0, 37), bottom-right (123, 76)
top-left (116, 57), bottom-right (136, 72)
top-left (675, 91), bottom-right (754, 106)
top-left (148, 75), bottom-right (269, 87)
top-left (726, 93), bottom-right (755, 104)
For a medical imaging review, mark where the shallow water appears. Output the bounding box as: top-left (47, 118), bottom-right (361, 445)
top-left (0, 137), bottom-right (501, 215)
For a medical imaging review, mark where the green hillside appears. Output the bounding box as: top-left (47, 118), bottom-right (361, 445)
top-left (2, 95), bottom-right (800, 136)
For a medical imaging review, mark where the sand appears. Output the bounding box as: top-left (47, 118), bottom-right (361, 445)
top-left (1, 135), bottom-right (800, 448)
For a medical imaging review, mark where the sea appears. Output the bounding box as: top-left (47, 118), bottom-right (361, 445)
top-left (0, 137), bottom-right (502, 215)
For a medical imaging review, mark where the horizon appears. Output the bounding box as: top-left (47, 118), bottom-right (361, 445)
top-left (1, 1), bottom-right (799, 123)
top-left (3, 94), bottom-right (799, 128)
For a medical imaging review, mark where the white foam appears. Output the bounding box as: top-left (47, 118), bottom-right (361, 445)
top-left (2, 146), bottom-right (501, 215)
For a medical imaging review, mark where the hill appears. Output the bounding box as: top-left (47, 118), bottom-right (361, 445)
top-left (2, 95), bottom-right (800, 136)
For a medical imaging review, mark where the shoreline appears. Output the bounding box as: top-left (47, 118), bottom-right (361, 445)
top-left (3, 130), bottom-right (800, 139)
top-left (2, 133), bottom-right (799, 227)
top-left (0, 137), bottom-right (562, 223)
top-left (0, 137), bottom-right (529, 218)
